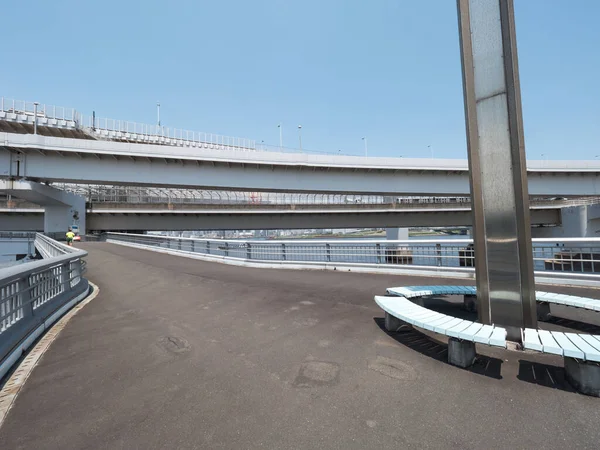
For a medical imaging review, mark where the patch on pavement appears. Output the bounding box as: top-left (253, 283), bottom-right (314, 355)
top-left (293, 361), bottom-right (340, 388)
top-left (368, 356), bottom-right (419, 381)
top-left (157, 336), bottom-right (191, 354)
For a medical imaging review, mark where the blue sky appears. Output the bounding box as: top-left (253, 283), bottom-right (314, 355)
top-left (2, 0), bottom-right (599, 159)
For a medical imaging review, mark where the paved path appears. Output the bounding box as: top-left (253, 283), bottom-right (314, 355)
top-left (1, 243), bottom-right (600, 449)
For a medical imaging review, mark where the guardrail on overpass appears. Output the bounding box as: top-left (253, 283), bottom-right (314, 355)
top-left (105, 233), bottom-right (600, 286)
top-left (0, 233), bottom-right (89, 380)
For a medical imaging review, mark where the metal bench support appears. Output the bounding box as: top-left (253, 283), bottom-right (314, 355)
top-left (564, 358), bottom-right (600, 397)
top-left (448, 337), bottom-right (476, 368)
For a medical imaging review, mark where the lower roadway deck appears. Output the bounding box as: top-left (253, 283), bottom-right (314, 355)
top-left (1, 243), bottom-right (600, 449)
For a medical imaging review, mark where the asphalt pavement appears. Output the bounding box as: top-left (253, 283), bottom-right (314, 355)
top-left (1, 243), bottom-right (599, 449)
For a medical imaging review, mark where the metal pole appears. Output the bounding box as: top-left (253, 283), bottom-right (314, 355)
top-left (278, 124), bottom-right (283, 150)
top-left (157, 102), bottom-right (160, 127)
top-left (298, 125), bottom-right (302, 152)
top-left (457, 0), bottom-right (537, 340)
top-left (428, 145), bottom-right (433, 158)
top-left (362, 137), bottom-right (368, 157)
top-left (33, 102), bottom-right (38, 134)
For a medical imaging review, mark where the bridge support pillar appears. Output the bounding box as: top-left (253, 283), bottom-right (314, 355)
top-left (0, 180), bottom-right (86, 236)
top-left (532, 206), bottom-right (600, 239)
top-left (386, 228), bottom-right (409, 240)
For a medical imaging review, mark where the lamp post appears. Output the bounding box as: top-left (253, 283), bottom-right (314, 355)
top-left (362, 137), bottom-right (368, 157)
top-left (278, 124), bottom-right (283, 150)
top-left (298, 125), bottom-right (302, 152)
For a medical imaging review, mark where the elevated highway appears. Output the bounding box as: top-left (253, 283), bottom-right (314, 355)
top-left (2, 131), bottom-right (600, 196)
top-left (0, 201), bottom-right (562, 231)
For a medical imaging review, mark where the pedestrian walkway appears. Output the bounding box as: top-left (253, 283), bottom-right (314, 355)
top-left (1, 243), bottom-right (599, 449)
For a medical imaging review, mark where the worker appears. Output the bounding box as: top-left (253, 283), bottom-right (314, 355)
top-left (66, 228), bottom-right (75, 246)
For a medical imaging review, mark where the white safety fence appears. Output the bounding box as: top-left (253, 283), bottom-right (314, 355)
top-left (104, 233), bottom-right (600, 278)
top-left (0, 233), bottom-right (88, 380)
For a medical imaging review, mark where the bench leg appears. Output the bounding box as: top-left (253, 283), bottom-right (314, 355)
top-left (447, 337), bottom-right (476, 368)
top-left (536, 302), bottom-right (552, 321)
top-left (564, 357), bottom-right (600, 397)
top-left (463, 294), bottom-right (477, 313)
top-left (384, 312), bottom-right (411, 332)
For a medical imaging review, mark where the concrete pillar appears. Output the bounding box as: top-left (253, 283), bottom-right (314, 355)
top-left (564, 357), bottom-right (600, 397)
top-left (0, 180), bottom-right (86, 235)
top-left (386, 228), bottom-right (409, 240)
top-left (384, 312), bottom-right (410, 332)
top-left (44, 196), bottom-right (86, 236)
top-left (448, 337), bottom-right (476, 368)
top-left (531, 206), bottom-right (597, 239)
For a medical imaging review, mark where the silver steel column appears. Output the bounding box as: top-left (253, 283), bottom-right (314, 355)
top-left (457, 0), bottom-right (537, 340)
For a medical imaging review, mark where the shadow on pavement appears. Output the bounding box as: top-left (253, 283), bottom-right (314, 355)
top-left (373, 317), bottom-right (503, 380)
top-left (542, 316), bottom-right (600, 334)
top-left (517, 360), bottom-right (577, 394)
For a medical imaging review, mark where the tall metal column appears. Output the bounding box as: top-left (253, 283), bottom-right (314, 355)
top-left (457, 0), bottom-right (537, 340)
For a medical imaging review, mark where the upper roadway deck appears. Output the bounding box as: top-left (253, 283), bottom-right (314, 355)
top-left (1, 243), bottom-right (599, 449)
top-left (2, 131), bottom-right (600, 196)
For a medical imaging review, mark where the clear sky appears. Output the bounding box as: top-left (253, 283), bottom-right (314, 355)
top-left (1, 0), bottom-right (599, 159)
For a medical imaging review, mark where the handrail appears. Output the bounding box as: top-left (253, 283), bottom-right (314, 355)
top-left (104, 232), bottom-right (600, 278)
top-left (0, 234), bottom-right (89, 380)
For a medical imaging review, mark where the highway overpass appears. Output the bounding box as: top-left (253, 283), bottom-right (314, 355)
top-left (0, 204), bottom-right (561, 231)
top-left (2, 131), bottom-right (600, 196)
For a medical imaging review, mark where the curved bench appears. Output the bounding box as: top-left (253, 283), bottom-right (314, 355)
top-left (377, 286), bottom-right (600, 396)
top-left (374, 295), bottom-right (507, 368)
top-left (386, 285), bottom-right (600, 319)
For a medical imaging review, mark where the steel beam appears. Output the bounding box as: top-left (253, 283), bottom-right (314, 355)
top-left (457, 0), bottom-right (537, 340)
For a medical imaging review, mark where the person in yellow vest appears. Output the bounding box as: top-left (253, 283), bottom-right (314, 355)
top-left (66, 228), bottom-right (75, 246)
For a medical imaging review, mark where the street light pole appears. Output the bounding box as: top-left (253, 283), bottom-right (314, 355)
top-left (298, 125), bottom-right (302, 152)
top-left (278, 124), bottom-right (283, 150)
top-left (157, 102), bottom-right (161, 127)
top-left (362, 137), bottom-right (368, 157)
top-left (428, 145), bottom-right (433, 158)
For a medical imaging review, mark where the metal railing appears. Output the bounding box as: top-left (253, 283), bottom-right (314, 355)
top-left (87, 116), bottom-right (256, 151)
top-left (0, 233), bottom-right (88, 380)
top-left (0, 97), bottom-right (81, 124)
top-left (104, 233), bottom-right (600, 276)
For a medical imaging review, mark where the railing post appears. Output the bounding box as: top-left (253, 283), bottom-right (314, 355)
top-left (436, 243), bottom-right (442, 267)
top-left (282, 243), bottom-right (286, 261)
top-left (326, 243), bottom-right (331, 262)
top-left (18, 275), bottom-right (34, 322)
top-left (191, 240), bottom-right (195, 253)
top-left (178, 239), bottom-right (182, 251)
top-left (206, 241), bottom-right (211, 254)
top-left (376, 243), bottom-right (382, 264)
top-left (246, 243), bottom-right (252, 260)
top-left (224, 242), bottom-right (229, 257)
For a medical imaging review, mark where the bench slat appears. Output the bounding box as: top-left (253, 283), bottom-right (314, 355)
top-left (488, 328), bottom-right (507, 347)
top-left (458, 322), bottom-right (484, 341)
top-left (579, 335), bottom-right (600, 353)
top-left (473, 325), bottom-right (494, 344)
top-left (550, 331), bottom-right (585, 359)
top-left (446, 320), bottom-right (474, 338)
top-left (414, 312), bottom-right (445, 328)
top-left (433, 317), bottom-right (464, 334)
top-left (564, 333), bottom-right (600, 362)
top-left (423, 315), bottom-right (457, 332)
top-left (537, 330), bottom-right (563, 355)
top-left (522, 328), bottom-right (543, 352)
